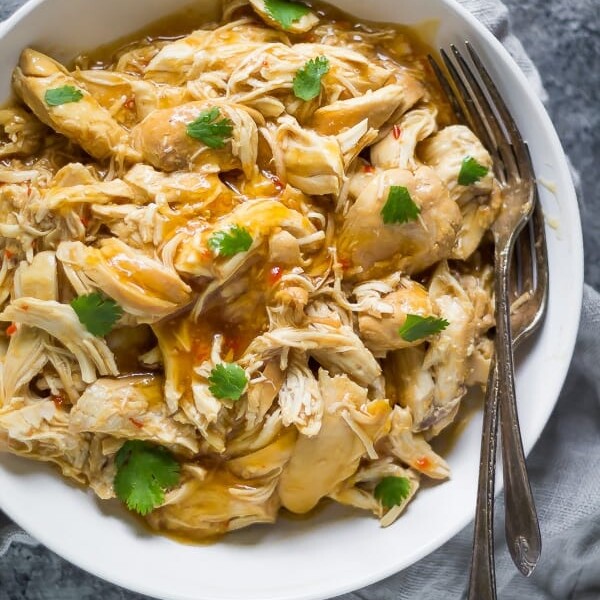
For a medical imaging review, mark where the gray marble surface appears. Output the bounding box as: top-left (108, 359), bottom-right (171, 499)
top-left (0, 0), bottom-right (598, 599)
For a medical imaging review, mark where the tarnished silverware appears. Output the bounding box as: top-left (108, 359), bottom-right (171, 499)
top-left (429, 42), bottom-right (549, 600)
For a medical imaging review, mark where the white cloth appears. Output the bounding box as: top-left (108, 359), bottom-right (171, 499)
top-left (1, 1), bottom-right (598, 599)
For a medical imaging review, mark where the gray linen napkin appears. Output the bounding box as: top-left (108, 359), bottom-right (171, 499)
top-left (0, 1), bottom-right (598, 599)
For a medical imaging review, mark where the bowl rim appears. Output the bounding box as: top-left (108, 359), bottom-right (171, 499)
top-left (0, 0), bottom-right (584, 598)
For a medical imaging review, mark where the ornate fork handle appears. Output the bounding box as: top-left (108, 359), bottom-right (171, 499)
top-left (468, 358), bottom-right (500, 600)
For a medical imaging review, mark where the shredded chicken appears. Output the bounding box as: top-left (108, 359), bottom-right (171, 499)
top-left (0, 0), bottom-right (499, 542)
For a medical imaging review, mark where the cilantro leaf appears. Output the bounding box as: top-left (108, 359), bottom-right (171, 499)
top-left (208, 362), bottom-right (248, 401)
top-left (458, 156), bottom-right (489, 186)
top-left (70, 293), bottom-right (123, 337)
top-left (293, 56), bottom-right (330, 101)
top-left (374, 476), bottom-right (411, 509)
top-left (208, 225), bottom-right (253, 257)
top-left (264, 0), bottom-right (310, 29)
top-left (398, 314), bottom-right (449, 342)
top-left (186, 107), bottom-right (233, 149)
top-left (114, 441), bottom-right (180, 516)
top-left (44, 86), bottom-right (84, 107)
top-left (380, 186), bottom-right (420, 225)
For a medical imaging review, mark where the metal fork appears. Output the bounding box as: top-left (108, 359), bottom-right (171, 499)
top-left (429, 44), bottom-right (548, 599)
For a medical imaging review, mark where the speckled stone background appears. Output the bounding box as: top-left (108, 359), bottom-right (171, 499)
top-left (0, 0), bottom-right (598, 599)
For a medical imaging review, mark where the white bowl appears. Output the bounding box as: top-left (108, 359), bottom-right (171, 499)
top-left (0, 1), bottom-right (583, 599)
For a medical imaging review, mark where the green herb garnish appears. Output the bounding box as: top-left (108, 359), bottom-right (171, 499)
top-left (380, 185), bottom-right (421, 225)
top-left (264, 0), bottom-right (310, 29)
top-left (374, 476), bottom-right (411, 509)
top-left (208, 363), bottom-right (248, 401)
top-left (44, 86), bottom-right (84, 106)
top-left (398, 314), bottom-right (449, 342)
top-left (114, 441), bottom-right (180, 516)
top-left (458, 156), bottom-right (489, 186)
top-left (186, 107), bottom-right (233, 149)
top-left (293, 56), bottom-right (330, 101)
top-left (70, 293), bottom-right (123, 337)
top-left (208, 225), bottom-right (253, 257)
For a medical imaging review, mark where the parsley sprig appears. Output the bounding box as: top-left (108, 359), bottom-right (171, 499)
top-left (114, 441), bottom-right (180, 516)
top-left (398, 314), bottom-right (449, 342)
top-left (293, 56), bottom-right (330, 101)
top-left (186, 107), bottom-right (233, 149)
top-left (70, 293), bottom-right (123, 337)
top-left (44, 86), bottom-right (84, 107)
top-left (380, 186), bottom-right (420, 225)
top-left (264, 0), bottom-right (310, 29)
top-left (208, 363), bottom-right (248, 401)
top-left (208, 225), bottom-right (253, 257)
top-left (458, 156), bottom-right (489, 186)
top-left (374, 476), bottom-right (411, 509)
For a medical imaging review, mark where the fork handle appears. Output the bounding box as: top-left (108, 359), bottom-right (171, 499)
top-left (494, 245), bottom-right (541, 576)
top-left (467, 359), bottom-right (500, 600)
top-left (500, 361), bottom-right (542, 576)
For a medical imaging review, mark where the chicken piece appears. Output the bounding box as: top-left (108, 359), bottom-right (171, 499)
top-left (12, 49), bottom-right (135, 161)
top-left (0, 396), bottom-right (91, 484)
top-left (13, 251), bottom-right (58, 301)
top-left (74, 70), bottom-right (191, 123)
top-left (228, 427), bottom-right (297, 479)
top-left (85, 435), bottom-right (117, 500)
top-left (0, 106), bottom-right (47, 158)
top-left (254, 323), bottom-right (381, 387)
top-left (262, 116), bottom-right (345, 196)
top-left (131, 101), bottom-right (258, 177)
top-left (268, 230), bottom-right (302, 265)
top-left (310, 79), bottom-right (424, 136)
top-left (277, 350), bottom-right (323, 436)
top-left (371, 106), bottom-right (438, 170)
top-left (278, 370), bottom-right (390, 513)
top-left (1, 327), bottom-right (47, 404)
top-left (147, 465), bottom-right (280, 539)
top-left (329, 459), bottom-right (419, 526)
top-left (358, 278), bottom-right (434, 356)
top-left (0, 298), bottom-right (118, 383)
top-left (249, 0), bottom-right (319, 34)
top-left (337, 166), bottom-right (461, 279)
top-left (246, 359), bottom-right (286, 427)
top-left (175, 198), bottom-right (315, 280)
top-left (419, 124), bottom-right (497, 259)
top-left (57, 239), bottom-right (191, 323)
top-left (123, 164), bottom-right (227, 207)
top-left (144, 21), bottom-right (287, 85)
top-left (452, 182), bottom-right (502, 260)
top-left (419, 124), bottom-right (494, 204)
top-left (70, 376), bottom-right (199, 455)
top-left (43, 179), bottom-right (143, 210)
top-left (386, 262), bottom-right (476, 434)
top-left (227, 41), bottom-right (390, 120)
top-left (382, 406), bottom-right (450, 479)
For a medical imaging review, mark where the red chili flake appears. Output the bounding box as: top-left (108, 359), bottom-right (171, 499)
top-left (51, 394), bottom-right (65, 408)
top-left (362, 164), bottom-right (375, 174)
top-left (6, 323), bottom-right (17, 336)
top-left (265, 172), bottom-right (284, 191)
top-left (392, 124), bottom-right (402, 140)
top-left (338, 257), bottom-right (351, 270)
top-left (224, 336), bottom-right (241, 357)
top-left (415, 456), bottom-right (431, 470)
top-left (124, 97), bottom-right (136, 110)
top-left (80, 215), bottom-right (89, 227)
top-left (267, 265), bottom-right (283, 286)
top-left (4, 249), bottom-right (13, 260)
top-left (129, 417), bottom-right (144, 429)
